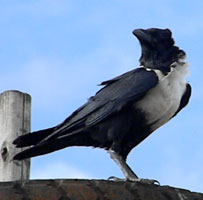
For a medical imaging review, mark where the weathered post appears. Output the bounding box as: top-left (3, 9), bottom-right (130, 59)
top-left (0, 90), bottom-right (31, 181)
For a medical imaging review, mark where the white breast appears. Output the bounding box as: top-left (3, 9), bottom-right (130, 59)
top-left (135, 61), bottom-right (189, 130)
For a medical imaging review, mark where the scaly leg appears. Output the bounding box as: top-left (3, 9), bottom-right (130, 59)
top-left (109, 149), bottom-right (139, 180)
top-left (108, 149), bottom-right (159, 184)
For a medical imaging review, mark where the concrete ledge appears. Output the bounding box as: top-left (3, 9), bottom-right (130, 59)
top-left (0, 179), bottom-right (202, 200)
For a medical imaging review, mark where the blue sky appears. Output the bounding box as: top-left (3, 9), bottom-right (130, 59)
top-left (0, 0), bottom-right (203, 192)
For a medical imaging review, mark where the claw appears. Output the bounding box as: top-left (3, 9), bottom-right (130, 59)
top-left (139, 178), bottom-right (160, 185)
top-left (108, 176), bottom-right (160, 185)
top-left (108, 176), bottom-right (124, 181)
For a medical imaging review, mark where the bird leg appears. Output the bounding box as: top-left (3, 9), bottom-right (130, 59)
top-left (108, 149), bottom-right (159, 184)
top-left (109, 149), bottom-right (139, 181)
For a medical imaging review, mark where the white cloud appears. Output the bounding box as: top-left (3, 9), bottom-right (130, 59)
top-left (30, 161), bottom-right (91, 179)
top-left (0, 34), bottom-right (137, 107)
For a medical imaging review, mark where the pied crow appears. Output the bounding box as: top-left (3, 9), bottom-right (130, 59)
top-left (13, 28), bottom-right (191, 182)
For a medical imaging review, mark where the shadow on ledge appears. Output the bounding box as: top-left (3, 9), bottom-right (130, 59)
top-left (0, 179), bottom-right (202, 200)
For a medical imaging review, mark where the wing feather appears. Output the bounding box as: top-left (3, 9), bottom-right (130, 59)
top-left (42, 67), bottom-right (159, 141)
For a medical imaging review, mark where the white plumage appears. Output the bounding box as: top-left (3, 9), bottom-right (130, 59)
top-left (135, 59), bottom-right (189, 130)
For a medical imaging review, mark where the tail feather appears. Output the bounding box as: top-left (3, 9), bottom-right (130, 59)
top-left (13, 131), bottom-right (97, 160)
top-left (13, 127), bottom-right (56, 147)
top-left (13, 138), bottom-right (68, 160)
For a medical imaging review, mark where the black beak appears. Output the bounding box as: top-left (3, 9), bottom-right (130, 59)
top-left (133, 29), bottom-right (153, 44)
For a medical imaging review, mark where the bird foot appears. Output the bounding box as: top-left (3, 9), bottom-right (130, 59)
top-left (108, 176), bottom-right (160, 185)
top-left (108, 176), bottom-right (124, 181)
top-left (138, 178), bottom-right (160, 185)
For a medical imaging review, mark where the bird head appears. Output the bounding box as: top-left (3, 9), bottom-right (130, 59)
top-left (133, 28), bottom-right (185, 74)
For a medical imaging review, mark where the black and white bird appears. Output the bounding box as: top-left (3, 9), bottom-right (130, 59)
top-left (13, 28), bottom-right (191, 182)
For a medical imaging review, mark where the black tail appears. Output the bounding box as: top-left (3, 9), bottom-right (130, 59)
top-left (13, 137), bottom-right (69, 160)
top-left (13, 127), bottom-right (56, 147)
top-left (13, 131), bottom-right (98, 160)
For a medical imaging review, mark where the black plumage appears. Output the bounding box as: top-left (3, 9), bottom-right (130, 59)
top-left (13, 28), bottom-right (191, 181)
